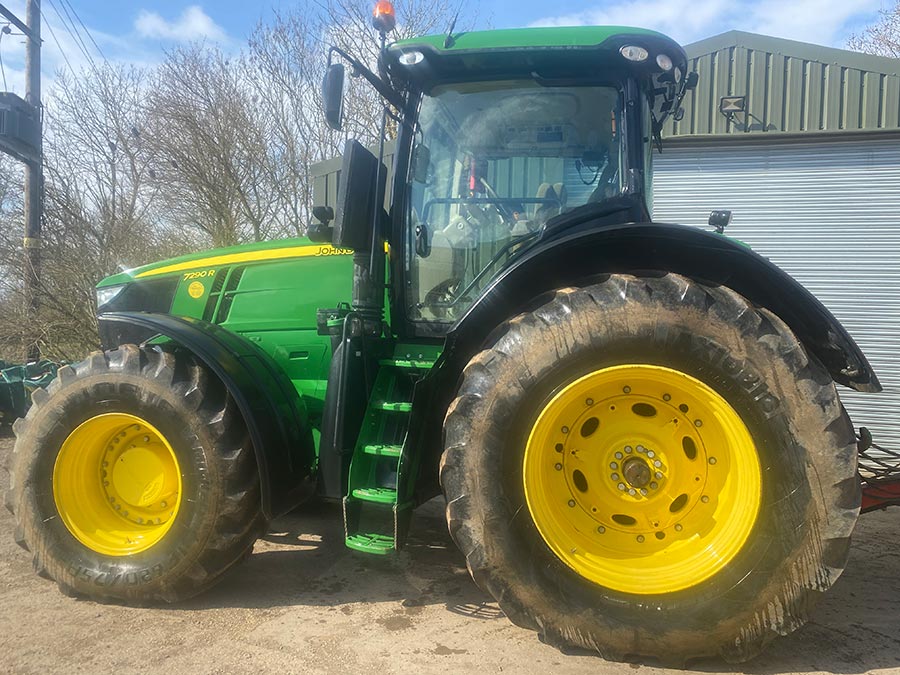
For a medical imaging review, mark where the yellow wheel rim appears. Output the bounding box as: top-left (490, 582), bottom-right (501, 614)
top-left (523, 364), bottom-right (761, 595)
top-left (53, 413), bottom-right (182, 556)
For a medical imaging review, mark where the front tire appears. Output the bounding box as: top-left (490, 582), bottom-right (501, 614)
top-left (5, 344), bottom-right (265, 603)
top-left (441, 274), bottom-right (859, 663)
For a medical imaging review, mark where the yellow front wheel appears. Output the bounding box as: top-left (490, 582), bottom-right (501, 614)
top-left (7, 345), bottom-right (264, 603)
top-left (53, 413), bottom-right (182, 556)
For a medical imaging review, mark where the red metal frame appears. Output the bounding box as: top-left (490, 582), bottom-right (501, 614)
top-left (861, 478), bottom-right (900, 513)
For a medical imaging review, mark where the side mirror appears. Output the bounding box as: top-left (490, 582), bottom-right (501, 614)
top-left (333, 139), bottom-right (385, 251)
top-left (412, 143), bottom-right (430, 183)
top-left (322, 64), bottom-right (345, 131)
top-left (308, 206), bottom-right (335, 243)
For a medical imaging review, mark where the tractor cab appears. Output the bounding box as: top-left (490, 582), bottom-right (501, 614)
top-left (319, 25), bottom-right (695, 334)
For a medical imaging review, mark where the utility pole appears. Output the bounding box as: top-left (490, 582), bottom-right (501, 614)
top-left (23, 0), bottom-right (42, 361)
top-left (0, 1), bottom-right (41, 360)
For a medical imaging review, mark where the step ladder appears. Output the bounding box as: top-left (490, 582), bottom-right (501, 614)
top-left (342, 350), bottom-right (436, 554)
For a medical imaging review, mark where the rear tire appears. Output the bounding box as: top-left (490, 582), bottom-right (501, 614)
top-left (441, 273), bottom-right (859, 663)
top-left (5, 344), bottom-right (265, 603)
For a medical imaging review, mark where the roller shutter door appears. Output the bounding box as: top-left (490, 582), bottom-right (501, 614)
top-left (652, 136), bottom-right (900, 452)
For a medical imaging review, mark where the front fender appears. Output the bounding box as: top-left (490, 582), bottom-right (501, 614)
top-left (445, 222), bottom-right (880, 393)
top-left (99, 312), bottom-right (316, 519)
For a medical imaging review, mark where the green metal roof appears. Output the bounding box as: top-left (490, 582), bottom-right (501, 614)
top-left (665, 30), bottom-right (900, 138)
top-left (392, 26), bottom-right (668, 53)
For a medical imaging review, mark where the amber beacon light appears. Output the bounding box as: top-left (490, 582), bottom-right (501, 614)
top-left (372, 0), bottom-right (397, 33)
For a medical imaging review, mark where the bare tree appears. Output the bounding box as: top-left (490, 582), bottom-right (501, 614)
top-left (848, 1), bottom-right (900, 57)
top-left (148, 46), bottom-right (280, 246)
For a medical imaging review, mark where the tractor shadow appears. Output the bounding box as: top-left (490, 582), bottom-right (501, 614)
top-left (174, 496), bottom-right (500, 621)
top-left (171, 497), bottom-right (900, 674)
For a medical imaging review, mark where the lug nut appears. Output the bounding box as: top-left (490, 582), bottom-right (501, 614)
top-left (615, 451), bottom-right (623, 460)
top-left (568, 500), bottom-right (576, 507)
top-left (650, 481), bottom-right (658, 489)
top-left (654, 460), bottom-right (662, 468)
top-left (623, 386), bottom-right (631, 394)
top-left (611, 473), bottom-right (620, 481)
top-left (555, 463), bottom-right (562, 471)
top-left (701, 495), bottom-right (710, 503)
top-left (597, 526), bottom-right (606, 534)
top-left (640, 489), bottom-right (648, 496)
top-left (663, 394), bottom-right (671, 401)
top-left (586, 398), bottom-right (594, 406)
top-left (655, 472), bottom-right (663, 479)
top-left (617, 483), bottom-right (626, 491)
top-left (561, 426), bottom-right (569, 434)
top-left (624, 445), bottom-right (633, 453)
top-left (695, 420), bottom-right (703, 427)
top-left (675, 524), bottom-right (683, 532)
top-left (610, 462), bottom-right (618, 469)
top-left (628, 488), bottom-right (636, 496)
top-left (636, 535), bottom-right (645, 543)
top-left (637, 445), bottom-right (645, 453)
top-left (708, 457), bottom-right (717, 465)
top-left (161, 501), bottom-right (167, 508)
top-left (647, 450), bottom-right (655, 458)
top-left (143, 436), bottom-right (149, 443)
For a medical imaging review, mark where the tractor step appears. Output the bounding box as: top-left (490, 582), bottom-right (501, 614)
top-left (345, 532), bottom-right (394, 555)
top-left (363, 444), bottom-right (402, 458)
top-left (375, 401), bottom-right (412, 413)
top-left (351, 486), bottom-right (397, 504)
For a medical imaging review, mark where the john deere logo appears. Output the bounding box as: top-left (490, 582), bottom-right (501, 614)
top-left (188, 281), bottom-right (205, 299)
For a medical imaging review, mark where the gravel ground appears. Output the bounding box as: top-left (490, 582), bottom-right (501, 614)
top-left (1, 429), bottom-right (899, 675)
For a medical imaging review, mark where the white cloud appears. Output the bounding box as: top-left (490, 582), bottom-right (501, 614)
top-left (134, 5), bottom-right (227, 43)
top-left (530, 0), bottom-right (881, 48)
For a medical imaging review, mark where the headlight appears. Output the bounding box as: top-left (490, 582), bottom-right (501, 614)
top-left (620, 45), bottom-right (649, 62)
top-left (398, 50), bottom-right (424, 66)
top-left (96, 284), bottom-right (126, 309)
top-left (656, 53), bottom-right (673, 71)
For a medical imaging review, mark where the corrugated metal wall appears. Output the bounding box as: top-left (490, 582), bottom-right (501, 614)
top-left (665, 31), bottom-right (900, 138)
top-left (653, 136), bottom-right (900, 451)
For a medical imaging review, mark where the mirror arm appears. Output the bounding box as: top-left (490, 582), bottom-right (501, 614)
top-left (328, 46), bottom-right (404, 111)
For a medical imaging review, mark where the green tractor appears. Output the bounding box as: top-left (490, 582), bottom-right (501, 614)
top-left (6, 9), bottom-right (888, 664)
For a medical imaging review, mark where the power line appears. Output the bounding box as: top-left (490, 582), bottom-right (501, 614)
top-left (38, 4), bottom-right (76, 74)
top-left (59, 0), bottom-right (104, 61)
top-left (45, 0), bottom-right (96, 71)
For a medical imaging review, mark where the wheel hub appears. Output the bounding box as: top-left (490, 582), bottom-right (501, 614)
top-left (523, 364), bottom-right (762, 595)
top-left (622, 456), bottom-right (651, 488)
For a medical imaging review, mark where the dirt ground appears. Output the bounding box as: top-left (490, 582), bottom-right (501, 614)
top-left (1, 430), bottom-right (899, 675)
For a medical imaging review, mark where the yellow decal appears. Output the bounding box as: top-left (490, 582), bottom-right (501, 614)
top-left (188, 281), bottom-right (205, 299)
top-left (136, 245), bottom-right (354, 278)
top-left (183, 269), bottom-right (216, 280)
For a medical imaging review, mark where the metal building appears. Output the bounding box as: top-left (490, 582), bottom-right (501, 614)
top-left (654, 31), bottom-right (900, 450)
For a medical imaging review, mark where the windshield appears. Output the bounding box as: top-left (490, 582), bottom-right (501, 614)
top-left (407, 80), bottom-right (623, 323)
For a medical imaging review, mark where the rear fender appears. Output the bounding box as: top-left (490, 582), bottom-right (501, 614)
top-left (442, 222), bottom-right (880, 393)
top-left (99, 312), bottom-right (316, 519)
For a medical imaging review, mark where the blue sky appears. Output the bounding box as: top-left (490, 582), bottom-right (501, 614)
top-left (0, 0), bottom-right (886, 95)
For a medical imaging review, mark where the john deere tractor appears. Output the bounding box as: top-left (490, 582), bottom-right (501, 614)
top-left (6, 7), bottom-right (890, 664)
